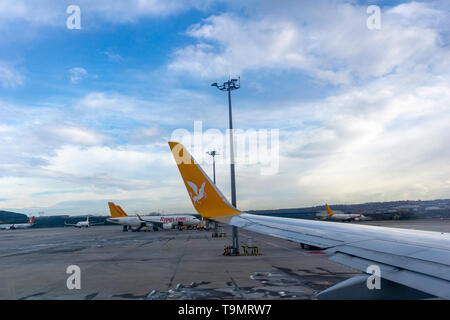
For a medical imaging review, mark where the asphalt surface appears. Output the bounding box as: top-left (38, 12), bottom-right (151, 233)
top-left (0, 219), bottom-right (448, 300)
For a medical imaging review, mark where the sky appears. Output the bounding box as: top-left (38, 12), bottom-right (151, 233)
top-left (0, 0), bottom-right (449, 216)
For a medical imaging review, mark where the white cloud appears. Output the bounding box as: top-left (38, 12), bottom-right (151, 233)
top-left (0, 0), bottom-right (61, 26)
top-left (41, 126), bottom-right (108, 146)
top-left (169, 1), bottom-right (450, 84)
top-left (130, 126), bottom-right (167, 144)
top-left (268, 72), bottom-right (450, 204)
top-left (42, 145), bottom-right (163, 178)
top-left (75, 92), bottom-right (137, 113)
top-left (104, 49), bottom-right (123, 62)
top-left (0, 63), bottom-right (24, 88)
top-left (69, 67), bottom-right (88, 84)
top-left (0, 143), bottom-right (184, 211)
top-left (0, 99), bottom-right (111, 173)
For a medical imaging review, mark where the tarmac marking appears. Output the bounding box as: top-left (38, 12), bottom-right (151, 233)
top-left (226, 271), bottom-right (246, 299)
top-left (167, 233), bottom-right (192, 291)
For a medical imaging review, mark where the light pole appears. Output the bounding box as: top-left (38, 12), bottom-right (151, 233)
top-left (206, 150), bottom-right (219, 232)
top-left (206, 150), bottom-right (219, 184)
top-left (211, 77), bottom-right (240, 254)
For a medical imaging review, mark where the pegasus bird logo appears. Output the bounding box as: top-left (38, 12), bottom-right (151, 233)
top-left (187, 181), bottom-right (207, 204)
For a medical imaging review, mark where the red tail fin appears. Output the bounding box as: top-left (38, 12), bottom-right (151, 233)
top-left (28, 216), bottom-right (35, 224)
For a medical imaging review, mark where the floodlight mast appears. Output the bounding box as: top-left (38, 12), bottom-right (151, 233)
top-left (211, 77), bottom-right (241, 254)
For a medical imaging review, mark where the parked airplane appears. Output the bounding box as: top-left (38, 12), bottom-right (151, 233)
top-left (107, 202), bottom-right (201, 232)
top-left (0, 216), bottom-right (35, 230)
top-left (318, 204), bottom-right (367, 222)
top-left (64, 216), bottom-right (103, 228)
top-left (107, 202), bottom-right (157, 232)
top-left (168, 141), bottom-right (450, 300)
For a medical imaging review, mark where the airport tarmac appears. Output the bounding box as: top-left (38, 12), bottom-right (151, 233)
top-left (0, 219), bottom-right (448, 300)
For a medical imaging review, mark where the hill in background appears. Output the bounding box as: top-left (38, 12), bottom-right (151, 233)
top-left (248, 199), bottom-right (450, 220)
top-left (0, 210), bottom-right (29, 224)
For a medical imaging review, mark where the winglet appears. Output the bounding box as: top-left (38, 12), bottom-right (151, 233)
top-left (169, 141), bottom-right (241, 219)
top-left (325, 204), bottom-right (335, 216)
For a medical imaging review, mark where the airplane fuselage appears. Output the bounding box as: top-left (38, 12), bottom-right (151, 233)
top-left (65, 217), bottom-right (102, 228)
top-left (107, 217), bottom-right (142, 228)
top-left (107, 215), bottom-right (200, 230)
top-left (75, 222), bottom-right (90, 228)
top-left (326, 213), bottom-right (365, 221)
top-left (142, 215), bottom-right (200, 227)
top-left (0, 223), bottom-right (33, 230)
top-left (0, 217), bottom-right (35, 230)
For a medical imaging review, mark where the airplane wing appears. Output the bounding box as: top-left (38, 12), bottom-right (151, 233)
top-left (227, 213), bottom-right (450, 299)
top-left (168, 141), bottom-right (450, 299)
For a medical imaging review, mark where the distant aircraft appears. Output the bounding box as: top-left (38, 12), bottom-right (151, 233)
top-left (64, 216), bottom-right (103, 228)
top-left (107, 202), bottom-right (157, 232)
top-left (0, 216), bottom-right (35, 230)
top-left (168, 141), bottom-right (450, 300)
top-left (318, 204), bottom-right (368, 222)
top-left (107, 202), bottom-right (201, 232)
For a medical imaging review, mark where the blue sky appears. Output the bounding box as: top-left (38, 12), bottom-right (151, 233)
top-left (0, 0), bottom-right (449, 216)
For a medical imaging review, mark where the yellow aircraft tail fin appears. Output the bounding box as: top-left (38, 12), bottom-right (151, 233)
top-left (108, 202), bottom-right (128, 218)
top-left (168, 141), bottom-right (241, 219)
top-left (116, 205), bottom-right (128, 217)
top-left (325, 204), bottom-right (335, 216)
